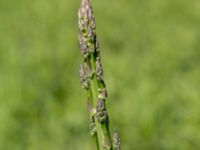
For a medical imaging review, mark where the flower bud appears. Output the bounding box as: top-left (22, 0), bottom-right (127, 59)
top-left (96, 98), bottom-right (107, 123)
top-left (89, 116), bottom-right (96, 136)
top-left (113, 129), bottom-right (121, 150)
top-left (96, 57), bottom-right (103, 81)
top-left (80, 65), bottom-right (89, 90)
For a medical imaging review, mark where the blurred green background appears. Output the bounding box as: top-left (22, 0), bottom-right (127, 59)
top-left (0, 0), bottom-right (200, 149)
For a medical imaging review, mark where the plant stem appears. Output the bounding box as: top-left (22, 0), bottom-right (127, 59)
top-left (78, 0), bottom-right (120, 149)
top-left (89, 53), bottom-right (112, 150)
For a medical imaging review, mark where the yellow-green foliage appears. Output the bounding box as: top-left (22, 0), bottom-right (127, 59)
top-left (0, 0), bottom-right (200, 149)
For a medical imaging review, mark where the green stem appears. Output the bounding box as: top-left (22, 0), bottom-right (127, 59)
top-left (90, 54), bottom-right (103, 150)
top-left (89, 53), bottom-right (112, 150)
top-left (90, 79), bottom-right (102, 150)
top-left (87, 88), bottom-right (99, 150)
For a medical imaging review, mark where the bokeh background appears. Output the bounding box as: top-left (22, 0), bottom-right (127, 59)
top-left (0, 0), bottom-right (200, 149)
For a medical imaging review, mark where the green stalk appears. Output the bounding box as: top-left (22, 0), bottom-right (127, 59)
top-left (89, 53), bottom-right (111, 150)
top-left (87, 88), bottom-right (99, 150)
top-left (78, 0), bottom-right (121, 149)
top-left (90, 75), bottom-right (102, 150)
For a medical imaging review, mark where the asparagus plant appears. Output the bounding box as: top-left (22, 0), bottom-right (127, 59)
top-left (78, 0), bottom-right (121, 149)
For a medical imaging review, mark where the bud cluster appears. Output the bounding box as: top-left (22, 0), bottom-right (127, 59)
top-left (80, 64), bottom-right (89, 90)
top-left (89, 116), bottom-right (97, 136)
top-left (78, 0), bottom-right (97, 56)
top-left (113, 129), bottom-right (121, 150)
top-left (96, 97), bottom-right (107, 124)
top-left (96, 57), bottom-right (103, 81)
top-left (78, 0), bottom-right (105, 89)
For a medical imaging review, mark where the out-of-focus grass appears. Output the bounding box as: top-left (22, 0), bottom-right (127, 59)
top-left (0, 0), bottom-right (200, 149)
